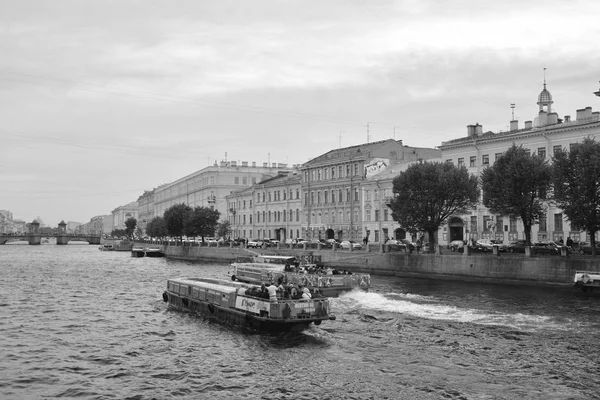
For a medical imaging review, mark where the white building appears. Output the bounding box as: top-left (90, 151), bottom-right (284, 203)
top-left (439, 82), bottom-right (600, 245)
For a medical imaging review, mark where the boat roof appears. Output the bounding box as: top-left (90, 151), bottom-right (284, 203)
top-left (257, 255), bottom-right (295, 260)
top-left (169, 277), bottom-right (247, 293)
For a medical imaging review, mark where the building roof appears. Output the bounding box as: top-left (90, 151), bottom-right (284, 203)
top-left (302, 139), bottom-right (401, 166)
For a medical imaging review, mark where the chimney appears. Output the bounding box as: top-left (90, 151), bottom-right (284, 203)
top-left (564, 115), bottom-right (571, 122)
top-left (263, 162), bottom-right (268, 167)
top-left (538, 110), bottom-right (547, 126)
top-left (510, 120), bottom-right (519, 131)
top-left (585, 106), bottom-right (593, 118)
top-left (474, 123), bottom-right (483, 135)
top-left (231, 161), bottom-right (237, 167)
top-left (220, 161), bottom-right (226, 167)
top-left (576, 108), bottom-right (586, 120)
top-left (525, 121), bottom-right (533, 129)
top-left (547, 112), bottom-right (558, 125)
top-left (467, 124), bottom-right (475, 136)
top-left (272, 163), bottom-right (276, 167)
top-left (242, 161), bottom-right (248, 167)
top-left (252, 161), bottom-right (256, 167)
top-left (593, 111), bottom-right (600, 120)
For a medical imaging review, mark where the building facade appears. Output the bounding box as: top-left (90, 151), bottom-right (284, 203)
top-left (439, 83), bottom-right (600, 246)
top-left (226, 172), bottom-right (303, 242)
top-left (110, 201), bottom-right (139, 231)
top-left (153, 160), bottom-right (295, 223)
top-left (300, 139), bottom-right (441, 242)
top-left (75, 215), bottom-right (106, 235)
top-left (137, 189), bottom-right (156, 232)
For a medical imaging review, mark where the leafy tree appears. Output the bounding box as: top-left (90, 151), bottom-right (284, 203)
top-left (389, 161), bottom-right (479, 252)
top-left (135, 226), bottom-right (144, 239)
top-left (125, 217), bottom-right (137, 239)
top-left (552, 138), bottom-right (600, 256)
top-left (146, 216), bottom-right (168, 238)
top-left (481, 144), bottom-right (552, 246)
top-left (163, 203), bottom-right (192, 240)
top-left (216, 220), bottom-right (232, 239)
top-left (184, 206), bottom-right (221, 241)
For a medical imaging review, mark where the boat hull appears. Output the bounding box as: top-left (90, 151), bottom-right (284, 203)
top-left (574, 270), bottom-right (600, 292)
top-left (131, 249), bottom-right (145, 257)
top-left (145, 249), bottom-right (165, 257)
top-left (163, 278), bottom-right (335, 333)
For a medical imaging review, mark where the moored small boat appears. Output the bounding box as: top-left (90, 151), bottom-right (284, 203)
top-left (229, 255), bottom-right (371, 297)
top-left (144, 247), bottom-right (165, 257)
top-left (99, 244), bottom-right (114, 251)
top-left (131, 247), bottom-right (145, 257)
top-left (574, 270), bottom-right (600, 292)
top-left (163, 277), bottom-right (335, 333)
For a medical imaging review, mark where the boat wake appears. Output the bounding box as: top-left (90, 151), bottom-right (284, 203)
top-left (332, 289), bottom-right (570, 332)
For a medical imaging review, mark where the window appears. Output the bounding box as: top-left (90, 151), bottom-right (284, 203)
top-left (553, 145), bottom-right (562, 155)
top-left (365, 190), bottom-right (370, 201)
top-left (338, 165), bottom-right (342, 178)
top-left (482, 154), bottom-right (489, 165)
top-left (256, 212), bottom-right (260, 223)
top-left (304, 192), bottom-right (308, 205)
top-left (234, 177), bottom-right (240, 184)
top-left (331, 167), bottom-right (335, 179)
top-left (374, 210), bottom-right (379, 221)
top-left (242, 177), bottom-right (247, 185)
top-left (346, 164), bottom-right (350, 176)
top-left (346, 188), bottom-right (350, 202)
top-left (317, 169), bottom-right (321, 180)
top-left (509, 216), bottom-right (517, 232)
top-left (296, 209), bottom-right (300, 221)
top-left (446, 159), bottom-right (453, 164)
top-left (383, 209), bottom-right (388, 221)
top-left (331, 190), bottom-right (335, 203)
top-left (483, 215), bottom-right (491, 232)
top-left (470, 156), bottom-right (476, 167)
top-left (283, 191), bottom-right (286, 200)
top-left (366, 209), bottom-right (371, 221)
top-left (311, 192), bottom-right (315, 204)
top-left (458, 158), bottom-right (464, 167)
top-left (339, 189), bottom-right (343, 203)
top-left (317, 191), bottom-right (321, 204)
top-left (538, 147), bottom-right (546, 159)
top-left (470, 216), bottom-right (477, 232)
top-left (354, 163), bottom-right (358, 176)
top-left (354, 187), bottom-right (359, 201)
top-left (268, 192), bottom-right (271, 202)
top-left (243, 215), bottom-right (246, 225)
top-left (374, 190), bottom-right (379, 201)
top-left (296, 189), bottom-right (299, 199)
top-left (268, 212), bottom-right (272, 222)
top-left (539, 215), bottom-right (547, 231)
top-left (496, 216), bottom-right (503, 232)
top-left (554, 213), bottom-right (563, 231)
top-left (374, 230), bottom-right (379, 242)
top-left (324, 191), bottom-right (328, 203)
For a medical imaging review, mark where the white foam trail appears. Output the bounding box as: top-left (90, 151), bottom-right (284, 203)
top-left (334, 290), bottom-right (566, 331)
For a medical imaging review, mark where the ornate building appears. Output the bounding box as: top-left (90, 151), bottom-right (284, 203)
top-left (300, 139), bottom-right (441, 241)
top-left (439, 82), bottom-right (600, 245)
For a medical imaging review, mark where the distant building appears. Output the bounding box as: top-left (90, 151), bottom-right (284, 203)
top-left (66, 221), bottom-right (82, 234)
top-left (110, 201), bottom-right (139, 232)
top-left (153, 160), bottom-right (296, 222)
top-left (438, 81), bottom-right (600, 245)
top-left (137, 189), bottom-right (156, 233)
top-left (76, 215), bottom-right (106, 235)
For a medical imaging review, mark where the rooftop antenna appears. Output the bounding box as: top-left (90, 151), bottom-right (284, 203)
top-left (366, 122), bottom-right (370, 143)
top-left (543, 67), bottom-right (547, 88)
top-left (510, 103), bottom-right (516, 120)
top-left (225, 152), bottom-right (227, 162)
top-left (338, 131), bottom-right (344, 149)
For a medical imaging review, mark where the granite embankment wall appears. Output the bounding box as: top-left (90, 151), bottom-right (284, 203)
top-left (149, 243), bottom-right (600, 287)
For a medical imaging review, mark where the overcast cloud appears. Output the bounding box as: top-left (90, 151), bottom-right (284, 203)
top-left (2, 0), bottom-right (600, 225)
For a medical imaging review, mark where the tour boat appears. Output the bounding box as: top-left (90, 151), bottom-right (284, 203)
top-left (574, 270), bottom-right (600, 292)
top-left (131, 247), bottom-right (145, 257)
top-left (144, 247), bottom-right (165, 257)
top-left (228, 254), bottom-right (371, 297)
top-left (162, 277), bottom-right (335, 333)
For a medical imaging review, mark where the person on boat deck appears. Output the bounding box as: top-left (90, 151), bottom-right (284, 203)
top-left (267, 283), bottom-right (279, 302)
top-left (301, 286), bottom-right (312, 300)
top-left (259, 283), bottom-right (269, 299)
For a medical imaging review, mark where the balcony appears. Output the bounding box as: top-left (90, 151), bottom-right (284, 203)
top-left (207, 195), bottom-right (216, 203)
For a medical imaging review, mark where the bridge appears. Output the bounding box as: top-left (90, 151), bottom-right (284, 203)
top-left (0, 220), bottom-right (101, 245)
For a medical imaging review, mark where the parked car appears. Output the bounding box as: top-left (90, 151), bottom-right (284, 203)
top-left (310, 238), bottom-right (331, 248)
top-left (386, 239), bottom-right (407, 251)
top-left (399, 239), bottom-right (416, 251)
top-left (340, 240), bottom-right (362, 250)
top-left (507, 240), bottom-right (528, 253)
top-left (577, 242), bottom-right (600, 255)
top-left (449, 240), bottom-right (465, 252)
top-left (473, 239), bottom-right (494, 252)
top-left (247, 239), bottom-right (262, 248)
top-left (531, 242), bottom-right (561, 256)
top-left (490, 239), bottom-right (509, 252)
top-left (326, 238), bottom-right (341, 247)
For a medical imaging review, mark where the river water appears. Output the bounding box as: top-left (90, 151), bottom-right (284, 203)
top-left (1, 244), bottom-right (599, 400)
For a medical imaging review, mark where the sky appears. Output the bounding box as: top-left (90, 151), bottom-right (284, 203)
top-left (2, 0), bottom-right (600, 226)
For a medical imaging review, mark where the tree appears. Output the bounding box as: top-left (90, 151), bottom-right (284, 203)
top-left (389, 161), bottom-right (479, 252)
top-left (125, 217), bottom-right (137, 239)
top-left (110, 228), bottom-right (127, 238)
top-left (146, 216), bottom-right (168, 238)
top-left (163, 203), bottom-right (192, 240)
top-left (216, 220), bottom-right (232, 239)
top-left (184, 206), bottom-right (221, 241)
top-left (552, 138), bottom-right (600, 256)
top-left (481, 144), bottom-right (552, 246)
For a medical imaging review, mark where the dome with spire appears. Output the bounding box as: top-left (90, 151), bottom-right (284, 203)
top-left (537, 83), bottom-right (553, 111)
